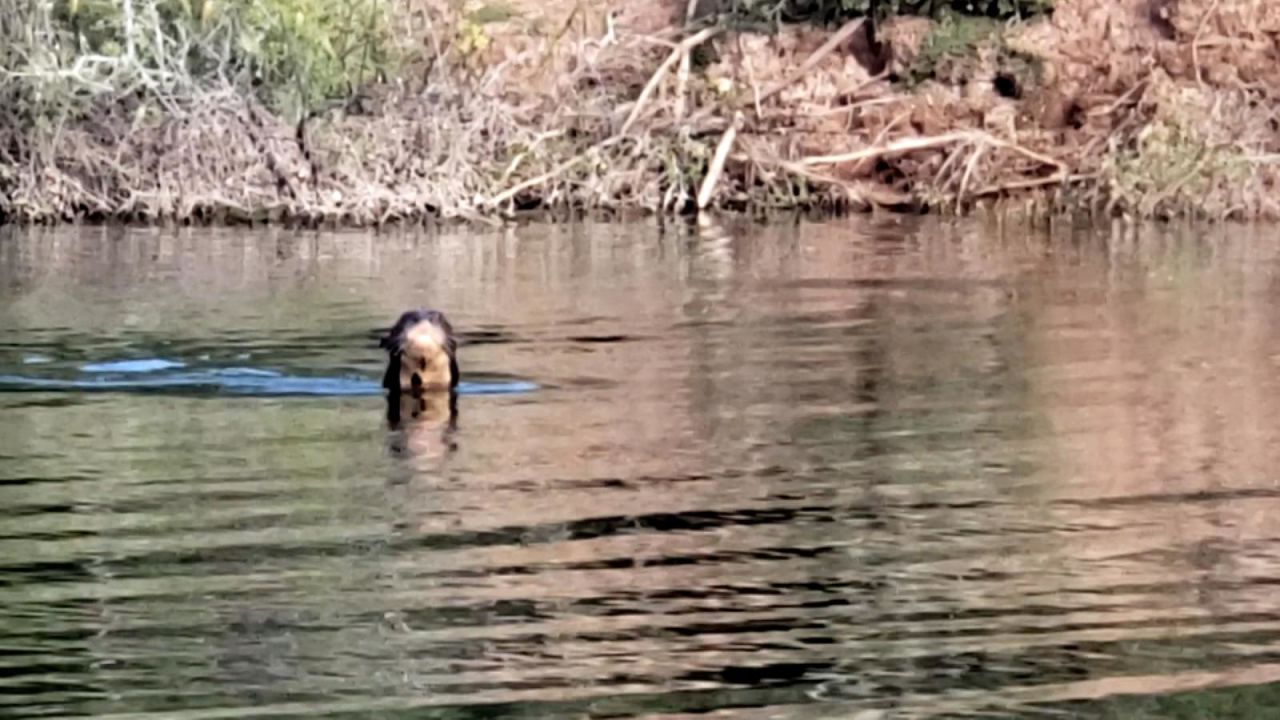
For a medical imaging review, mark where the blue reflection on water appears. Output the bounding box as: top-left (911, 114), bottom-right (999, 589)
top-left (0, 358), bottom-right (536, 397)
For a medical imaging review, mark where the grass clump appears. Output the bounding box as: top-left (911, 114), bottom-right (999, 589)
top-left (902, 11), bottom-right (1040, 90)
top-left (1105, 119), bottom-right (1249, 220)
top-left (904, 13), bottom-right (999, 85)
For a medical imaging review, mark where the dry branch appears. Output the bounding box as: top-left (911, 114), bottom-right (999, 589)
top-left (6, 0), bottom-right (1280, 225)
top-left (800, 132), bottom-right (978, 167)
top-left (753, 18), bottom-right (868, 107)
top-left (618, 26), bottom-right (719, 137)
top-left (697, 112), bottom-right (742, 209)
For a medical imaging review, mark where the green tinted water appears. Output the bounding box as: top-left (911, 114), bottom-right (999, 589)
top-left (2, 219), bottom-right (1280, 719)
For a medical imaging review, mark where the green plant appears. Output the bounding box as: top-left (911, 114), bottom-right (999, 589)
top-left (905, 12), bottom-right (999, 84)
top-left (234, 0), bottom-right (394, 118)
top-left (1105, 119), bottom-right (1249, 219)
top-left (890, 8), bottom-right (1042, 90)
top-left (2, 0), bottom-right (397, 121)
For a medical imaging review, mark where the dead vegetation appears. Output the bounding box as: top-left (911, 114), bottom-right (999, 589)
top-left (2, 0), bottom-right (1280, 225)
top-left (686, 0), bottom-right (1280, 221)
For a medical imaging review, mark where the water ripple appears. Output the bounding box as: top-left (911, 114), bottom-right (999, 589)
top-left (3, 221), bottom-right (1280, 719)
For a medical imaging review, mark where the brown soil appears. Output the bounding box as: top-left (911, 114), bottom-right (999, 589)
top-left (3, 0), bottom-right (1279, 225)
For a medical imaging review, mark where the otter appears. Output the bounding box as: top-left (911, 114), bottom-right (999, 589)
top-left (380, 309), bottom-right (459, 395)
top-left (379, 309), bottom-right (460, 430)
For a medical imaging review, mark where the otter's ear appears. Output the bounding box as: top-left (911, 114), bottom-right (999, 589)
top-left (379, 321), bottom-right (408, 353)
top-left (380, 310), bottom-right (422, 353)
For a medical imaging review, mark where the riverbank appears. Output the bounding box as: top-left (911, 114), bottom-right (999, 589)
top-left (2, 0), bottom-right (1277, 226)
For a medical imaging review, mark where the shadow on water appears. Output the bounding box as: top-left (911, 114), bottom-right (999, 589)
top-left (2, 219), bottom-right (1280, 718)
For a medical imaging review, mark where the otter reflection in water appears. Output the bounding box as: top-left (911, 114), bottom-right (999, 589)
top-left (379, 309), bottom-right (460, 458)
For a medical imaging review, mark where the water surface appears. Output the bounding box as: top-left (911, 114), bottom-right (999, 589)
top-left (3, 219), bottom-right (1280, 719)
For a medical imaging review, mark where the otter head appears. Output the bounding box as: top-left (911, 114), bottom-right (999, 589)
top-left (379, 309), bottom-right (460, 396)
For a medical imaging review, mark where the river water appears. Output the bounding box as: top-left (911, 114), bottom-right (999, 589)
top-left (2, 218), bottom-right (1280, 719)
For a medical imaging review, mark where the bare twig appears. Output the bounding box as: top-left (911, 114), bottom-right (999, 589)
top-left (738, 34), bottom-right (764, 119)
top-left (674, 0), bottom-right (701, 121)
top-left (803, 131), bottom-right (1065, 190)
top-left (488, 136), bottom-right (625, 208)
top-left (800, 132), bottom-right (976, 167)
top-left (697, 111), bottom-right (742, 210)
top-left (958, 144), bottom-right (986, 200)
top-left (618, 26), bottom-right (719, 137)
top-left (754, 18), bottom-right (869, 107)
top-left (1191, 0), bottom-right (1223, 87)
